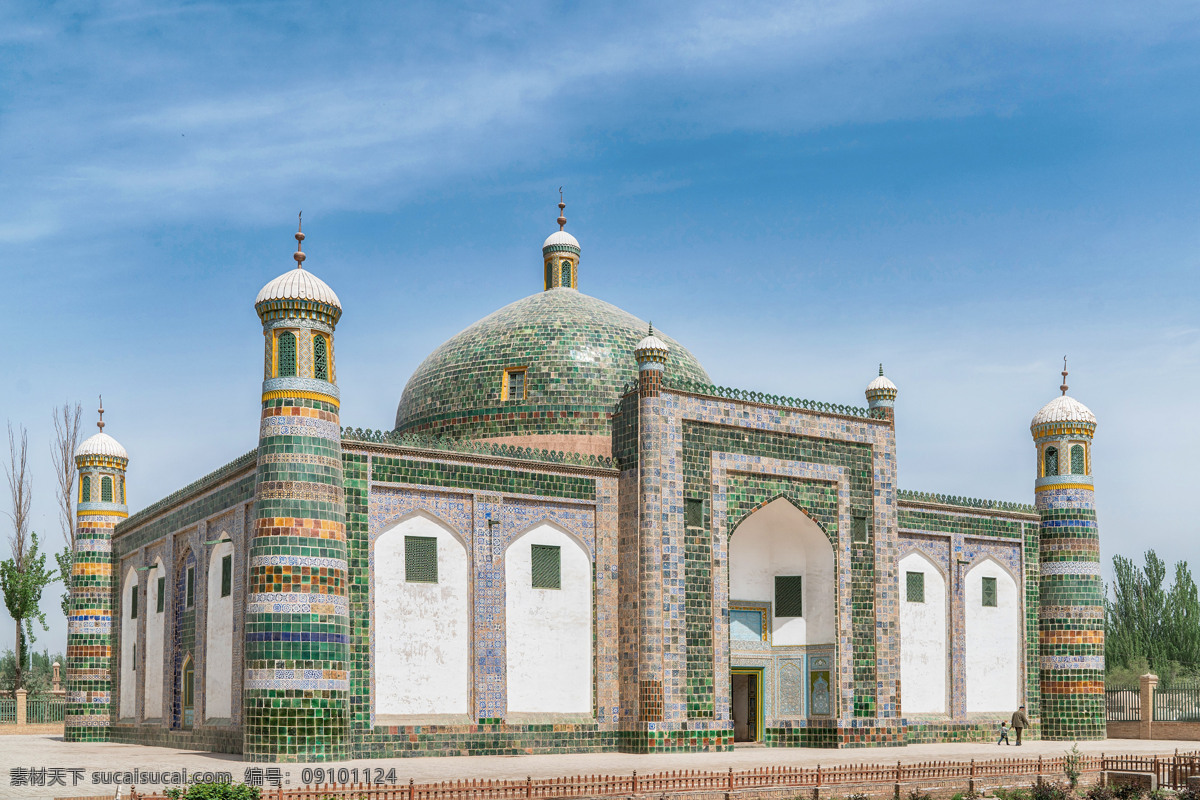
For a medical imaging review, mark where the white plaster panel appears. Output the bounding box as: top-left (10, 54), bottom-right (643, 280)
top-left (729, 498), bottom-right (835, 646)
top-left (119, 567), bottom-right (137, 719)
top-left (965, 558), bottom-right (1021, 712)
top-left (144, 559), bottom-right (165, 719)
top-left (374, 513), bottom-right (470, 715)
top-left (204, 542), bottom-right (234, 719)
top-left (898, 551), bottom-right (947, 714)
top-left (504, 524), bottom-right (593, 714)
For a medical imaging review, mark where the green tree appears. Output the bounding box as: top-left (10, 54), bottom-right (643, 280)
top-left (0, 531), bottom-right (55, 690)
top-left (1106, 550), bottom-right (1200, 684)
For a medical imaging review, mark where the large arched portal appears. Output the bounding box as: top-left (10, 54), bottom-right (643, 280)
top-left (728, 498), bottom-right (836, 740)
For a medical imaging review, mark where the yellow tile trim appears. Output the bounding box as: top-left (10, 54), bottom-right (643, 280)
top-left (261, 389), bottom-right (340, 408)
top-left (1036, 481), bottom-right (1093, 493)
top-left (76, 509), bottom-right (128, 518)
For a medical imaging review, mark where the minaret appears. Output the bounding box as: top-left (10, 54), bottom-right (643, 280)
top-left (1031, 359), bottom-right (1104, 740)
top-left (634, 324), bottom-right (669, 397)
top-left (65, 398), bottom-right (128, 742)
top-left (245, 216), bottom-right (349, 761)
top-left (542, 190), bottom-right (581, 290)
top-left (865, 364), bottom-right (898, 423)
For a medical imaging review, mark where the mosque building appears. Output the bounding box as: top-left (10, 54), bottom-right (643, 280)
top-left (64, 202), bottom-right (1105, 761)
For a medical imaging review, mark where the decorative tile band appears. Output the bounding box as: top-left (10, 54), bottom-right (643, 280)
top-left (249, 554), bottom-right (347, 570)
top-left (64, 715), bottom-right (111, 727)
top-left (1040, 605), bottom-right (1104, 619)
top-left (1042, 655), bottom-right (1105, 670)
top-left (244, 676), bottom-right (349, 692)
top-left (68, 620), bottom-right (111, 635)
top-left (246, 591), bottom-right (349, 615)
top-left (260, 415), bottom-right (341, 440)
top-left (263, 376), bottom-right (342, 399)
top-left (1040, 561), bottom-right (1101, 576)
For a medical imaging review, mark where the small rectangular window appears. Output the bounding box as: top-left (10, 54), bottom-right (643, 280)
top-left (982, 576), bottom-right (998, 607)
top-left (131, 585), bottom-right (138, 619)
top-left (852, 514), bottom-right (868, 543)
top-left (684, 498), bottom-right (704, 529)
top-left (531, 544), bottom-right (562, 589)
top-left (186, 567), bottom-right (195, 608)
top-left (405, 536), bottom-right (438, 583)
top-left (156, 576), bottom-right (165, 613)
top-left (906, 571), bottom-right (925, 603)
top-left (132, 642), bottom-right (136, 671)
top-left (730, 608), bottom-right (765, 641)
top-left (775, 575), bottom-right (803, 617)
top-left (503, 367), bottom-right (527, 401)
top-left (221, 554), bottom-right (232, 598)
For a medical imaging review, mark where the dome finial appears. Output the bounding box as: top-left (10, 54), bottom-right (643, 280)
top-left (648, 321), bottom-right (653, 336)
top-left (97, 394), bottom-right (105, 432)
top-left (1060, 355), bottom-right (1069, 396)
top-left (293, 211), bottom-right (306, 269)
top-left (557, 187), bottom-right (567, 231)
top-left (879, 363), bottom-right (884, 377)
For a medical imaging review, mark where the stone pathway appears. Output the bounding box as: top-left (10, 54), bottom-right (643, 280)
top-left (0, 735), bottom-right (1193, 800)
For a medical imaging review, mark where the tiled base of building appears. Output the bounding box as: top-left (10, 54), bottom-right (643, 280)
top-left (765, 720), bottom-right (905, 749)
top-left (618, 729), bottom-right (734, 753)
top-left (110, 723), bottom-right (243, 754)
top-left (903, 719), bottom-right (1041, 745)
top-left (352, 724), bottom-right (620, 757)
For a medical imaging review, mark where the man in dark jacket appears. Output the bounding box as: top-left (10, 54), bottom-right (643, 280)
top-left (1011, 705), bottom-right (1030, 745)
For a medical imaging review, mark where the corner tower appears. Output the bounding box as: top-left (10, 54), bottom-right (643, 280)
top-left (245, 218), bottom-right (349, 761)
top-left (65, 400), bottom-right (128, 742)
top-left (542, 193), bottom-right (581, 290)
top-left (865, 364), bottom-right (898, 423)
top-left (1031, 361), bottom-right (1104, 740)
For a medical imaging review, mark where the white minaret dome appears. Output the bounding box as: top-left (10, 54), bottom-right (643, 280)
top-left (75, 431), bottom-right (128, 461)
top-left (255, 215), bottom-right (342, 310)
top-left (1031, 394), bottom-right (1096, 428)
top-left (866, 371), bottom-right (897, 394)
top-left (542, 230), bottom-right (580, 251)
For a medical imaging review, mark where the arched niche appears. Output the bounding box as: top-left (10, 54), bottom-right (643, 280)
top-left (144, 558), bottom-right (166, 719)
top-left (504, 522), bottom-right (593, 715)
top-left (204, 540), bottom-right (234, 720)
top-left (898, 550), bottom-right (947, 714)
top-left (729, 498), bottom-right (835, 646)
top-left (119, 566), bottom-right (139, 719)
top-left (373, 511), bottom-right (470, 718)
top-left (965, 556), bottom-right (1021, 712)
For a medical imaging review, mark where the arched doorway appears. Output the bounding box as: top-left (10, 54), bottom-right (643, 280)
top-left (181, 654), bottom-right (194, 729)
top-left (728, 498), bottom-right (836, 740)
top-left (898, 551), bottom-right (948, 714)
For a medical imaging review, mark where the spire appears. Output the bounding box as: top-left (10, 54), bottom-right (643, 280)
top-left (557, 188), bottom-right (567, 231)
top-left (97, 395), bottom-right (105, 432)
top-left (1060, 356), bottom-right (1069, 396)
top-left (293, 211), bottom-right (306, 269)
top-left (879, 363), bottom-right (884, 377)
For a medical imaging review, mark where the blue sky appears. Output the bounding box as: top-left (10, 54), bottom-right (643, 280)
top-left (2, 0), bottom-right (1199, 655)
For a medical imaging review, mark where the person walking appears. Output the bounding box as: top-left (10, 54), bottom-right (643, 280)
top-left (1010, 705), bottom-right (1030, 745)
top-left (998, 720), bottom-right (1010, 745)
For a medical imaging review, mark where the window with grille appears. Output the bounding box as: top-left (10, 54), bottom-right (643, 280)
top-left (119, 476), bottom-right (125, 504)
top-left (775, 575), bottom-right (803, 617)
top-left (313, 335), bottom-right (329, 381)
top-left (131, 584), bottom-right (138, 618)
top-left (133, 642), bottom-right (136, 671)
top-left (544, 261), bottom-right (552, 290)
top-left (685, 498), bottom-right (704, 529)
top-left (221, 555), bottom-right (232, 598)
top-left (186, 567), bottom-right (195, 608)
top-left (101, 476), bottom-right (113, 502)
top-left (1071, 444), bottom-right (1085, 475)
top-left (982, 576), bottom-right (997, 607)
top-left (906, 571), bottom-right (925, 603)
top-left (405, 536), bottom-right (438, 583)
top-left (852, 514), bottom-right (868, 543)
top-left (1044, 446), bottom-right (1058, 476)
top-left (81, 475), bottom-right (91, 502)
top-left (504, 368), bottom-right (526, 401)
top-left (157, 576), bottom-right (165, 613)
top-left (532, 544), bottom-right (562, 589)
top-left (277, 331), bottom-right (297, 377)
top-left (560, 262), bottom-right (572, 288)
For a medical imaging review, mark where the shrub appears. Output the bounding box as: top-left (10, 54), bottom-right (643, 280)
top-left (163, 784), bottom-right (261, 800)
top-left (1064, 744), bottom-right (1083, 790)
top-left (1113, 783), bottom-right (1145, 800)
top-left (995, 788), bottom-right (1032, 800)
top-left (1176, 787), bottom-right (1200, 800)
top-left (1030, 780), bottom-right (1071, 800)
top-left (908, 789), bottom-right (933, 800)
top-left (846, 793), bottom-right (871, 800)
top-left (1085, 785), bottom-right (1116, 800)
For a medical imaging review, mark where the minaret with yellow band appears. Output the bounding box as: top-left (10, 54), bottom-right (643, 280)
top-left (65, 399), bottom-right (128, 742)
top-left (1032, 360), bottom-right (1105, 740)
top-left (542, 192), bottom-right (581, 290)
top-left (245, 217), bottom-right (349, 760)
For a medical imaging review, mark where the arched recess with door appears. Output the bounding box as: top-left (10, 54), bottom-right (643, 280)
top-left (727, 497), bottom-right (836, 738)
top-left (119, 566), bottom-right (138, 719)
top-left (898, 550), bottom-right (948, 714)
top-left (504, 522), bottom-right (593, 715)
top-left (372, 511), bottom-right (471, 719)
top-left (964, 557), bottom-right (1021, 712)
top-left (205, 540), bottom-right (235, 720)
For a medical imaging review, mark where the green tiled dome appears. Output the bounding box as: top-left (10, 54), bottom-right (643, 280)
top-left (394, 288), bottom-right (710, 452)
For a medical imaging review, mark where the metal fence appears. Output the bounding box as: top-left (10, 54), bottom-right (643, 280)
top-left (26, 697), bottom-right (65, 723)
top-left (0, 698), bottom-right (14, 724)
top-left (1106, 685), bottom-right (1141, 721)
top-left (1155, 682), bottom-right (1200, 721)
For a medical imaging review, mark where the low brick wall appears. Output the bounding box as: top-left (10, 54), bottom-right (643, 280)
top-left (1107, 720), bottom-right (1200, 741)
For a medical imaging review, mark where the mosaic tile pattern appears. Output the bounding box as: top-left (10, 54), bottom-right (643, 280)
top-left (394, 288), bottom-right (709, 448)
